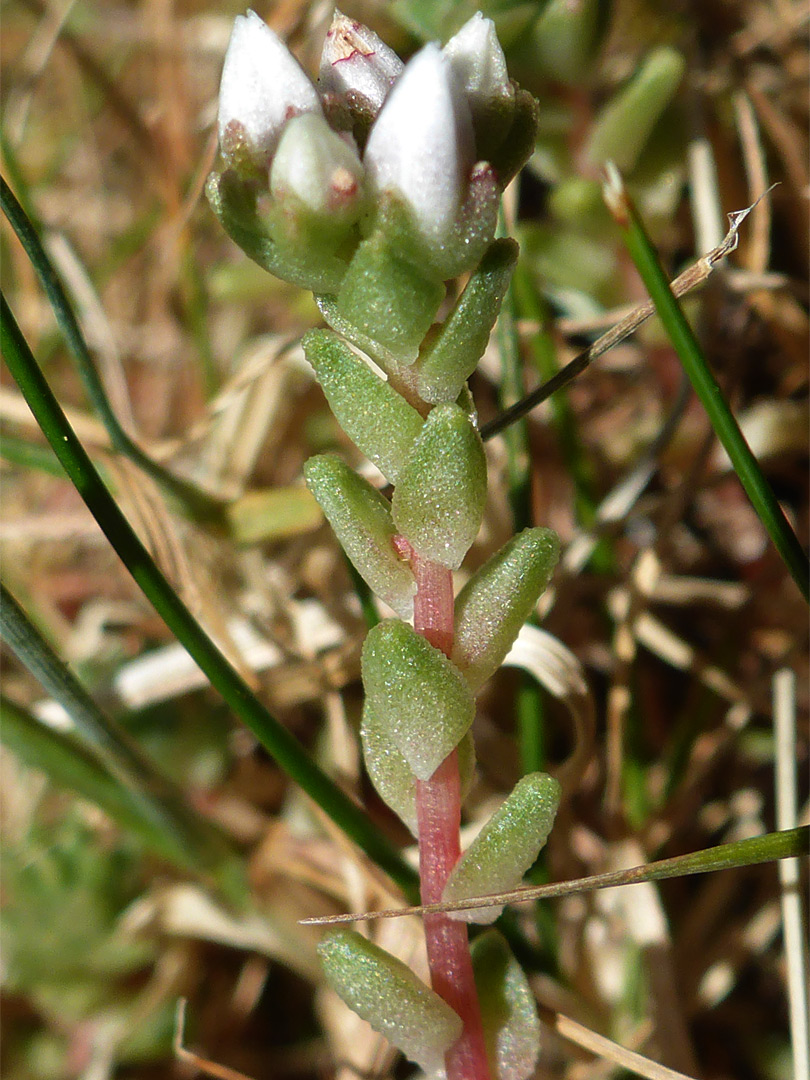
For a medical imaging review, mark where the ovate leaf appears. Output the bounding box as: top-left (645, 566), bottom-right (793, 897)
top-left (362, 620), bottom-right (475, 780)
top-left (304, 455), bottom-right (416, 617)
top-left (453, 528), bottom-right (559, 691)
top-left (392, 403), bottom-right (486, 569)
top-left (303, 330), bottom-right (424, 484)
top-left (442, 772), bottom-right (560, 922)
top-left (318, 928), bottom-right (462, 1071)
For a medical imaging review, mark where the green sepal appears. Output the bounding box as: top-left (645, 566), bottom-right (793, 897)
top-left (361, 699), bottom-right (476, 836)
top-left (586, 47), bottom-right (686, 174)
top-left (334, 225), bottom-right (445, 366)
top-left (453, 528), bottom-right (560, 690)
top-left (318, 928), bottom-right (462, 1072)
top-left (531, 0), bottom-right (610, 85)
top-left (416, 239), bottom-right (518, 404)
top-left (472, 930), bottom-right (541, 1080)
top-left (392, 404), bottom-right (486, 569)
top-left (427, 162), bottom-right (501, 281)
top-left (361, 620), bottom-right (475, 781)
top-left (487, 86), bottom-right (541, 190)
top-left (442, 772), bottom-right (561, 923)
top-left (304, 455), bottom-right (416, 618)
top-left (302, 331), bottom-right (424, 485)
top-left (206, 169), bottom-right (348, 293)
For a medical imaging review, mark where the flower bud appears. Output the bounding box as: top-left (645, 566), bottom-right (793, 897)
top-left (218, 10), bottom-right (322, 172)
top-left (443, 12), bottom-right (514, 160)
top-left (364, 43), bottom-right (474, 248)
top-left (270, 113), bottom-right (365, 232)
top-left (319, 10), bottom-right (403, 117)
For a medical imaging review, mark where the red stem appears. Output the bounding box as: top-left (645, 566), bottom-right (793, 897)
top-left (409, 547), bottom-right (492, 1080)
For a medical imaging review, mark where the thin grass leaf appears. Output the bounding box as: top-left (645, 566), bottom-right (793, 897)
top-left (302, 825), bottom-right (809, 924)
top-left (0, 431), bottom-right (65, 477)
top-left (480, 210), bottom-right (763, 442)
top-left (603, 167), bottom-right (809, 601)
top-left (0, 292), bottom-right (420, 902)
top-left (0, 694), bottom-right (207, 865)
top-left (0, 174), bottom-right (225, 524)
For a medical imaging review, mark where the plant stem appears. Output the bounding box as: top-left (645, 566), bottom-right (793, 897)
top-left (412, 553), bottom-right (491, 1080)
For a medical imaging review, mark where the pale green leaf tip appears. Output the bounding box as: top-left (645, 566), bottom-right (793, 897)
top-left (362, 701), bottom-right (476, 836)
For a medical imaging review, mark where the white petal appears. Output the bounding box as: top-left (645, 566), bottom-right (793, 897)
top-left (443, 12), bottom-right (512, 111)
top-left (320, 9), bottom-right (403, 113)
top-left (364, 44), bottom-right (473, 244)
top-left (218, 10), bottom-right (322, 166)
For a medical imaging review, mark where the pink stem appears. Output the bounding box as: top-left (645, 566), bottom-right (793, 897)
top-left (408, 546), bottom-right (492, 1080)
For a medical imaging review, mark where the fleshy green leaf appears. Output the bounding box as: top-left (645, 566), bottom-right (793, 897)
top-left (362, 620), bottom-right (475, 780)
top-left (416, 239), bottom-right (518, 404)
top-left (334, 227), bottom-right (445, 365)
top-left (472, 931), bottom-right (541, 1080)
top-left (453, 524), bottom-right (561, 691)
top-left (452, 528), bottom-right (559, 691)
top-left (586, 47), bottom-right (686, 174)
top-left (304, 455), bottom-right (416, 618)
top-left (303, 330), bottom-right (424, 484)
top-left (318, 928), bottom-right (462, 1071)
top-left (442, 772), bottom-right (560, 922)
top-left (361, 699), bottom-right (476, 835)
top-left (392, 403), bottom-right (486, 569)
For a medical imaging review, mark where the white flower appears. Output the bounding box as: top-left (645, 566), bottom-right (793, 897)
top-left (218, 10), bottom-right (322, 168)
top-left (363, 44), bottom-right (474, 245)
top-left (319, 10), bottom-right (403, 115)
top-left (270, 113), bottom-right (365, 225)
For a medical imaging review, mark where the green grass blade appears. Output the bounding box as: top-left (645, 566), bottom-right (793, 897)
top-left (0, 173), bottom-right (224, 524)
top-left (0, 431), bottom-right (65, 477)
top-left (305, 826), bottom-right (810, 924)
top-left (605, 170), bottom-right (809, 601)
top-left (0, 292), bottom-right (419, 901)
top-left (0, 693), bottom-right (211, 866)
top-left (0, 585), bottom-right (248, 901)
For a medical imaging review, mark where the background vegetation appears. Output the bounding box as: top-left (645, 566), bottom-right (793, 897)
top-left (1, 1), bottom-right (807, 1078)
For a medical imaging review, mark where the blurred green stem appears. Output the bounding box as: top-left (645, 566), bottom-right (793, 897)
top-left (0, 586), bottom-right (248, 902)
top-left (0, 693), bottom-right (221, 869)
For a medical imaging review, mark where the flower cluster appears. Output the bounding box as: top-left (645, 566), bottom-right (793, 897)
top-left (208, 9), bottom-right (538, 368)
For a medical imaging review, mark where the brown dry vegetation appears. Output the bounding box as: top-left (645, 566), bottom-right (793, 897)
top-left (1, 2), bottom-right (808, 1079)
